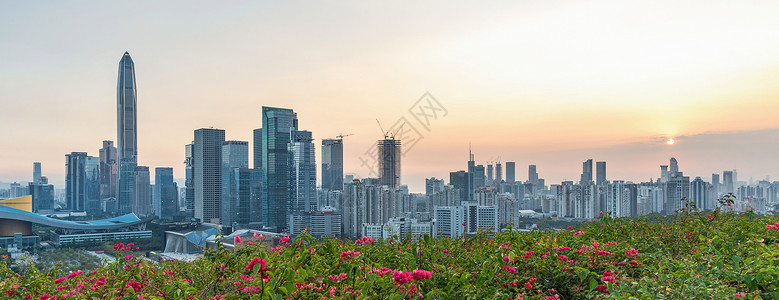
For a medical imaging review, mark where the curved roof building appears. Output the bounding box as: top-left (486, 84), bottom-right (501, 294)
top-left (0, 196), bottom-right (148, 236)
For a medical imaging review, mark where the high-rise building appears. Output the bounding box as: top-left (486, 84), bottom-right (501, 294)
top-left (660, 165), bottom-right (669, 182)
top-left (321, 138), bottom-right (344, 191)
top-left (712, 173), bottom-right (720, 194)
top-left (528, 165), bottom-right (538, 186)
top-left (99, 141), bottom-right (118, 202)
top-left (65, 152), bottom-right (99, 214)
top-left (194, 128), bottom-right (225, 224)
top-left (487, 164), bottom-right (494, 182)
top-left (29, 176), bottom-right (54, 212)
top-left (690, 177), bottom-right (711, 210)
top-left (472, 165), bottom-right (485, 190)
top-left (117, 52), bottom-right (138, 164)
top-left (425, 178), bottom-right (445, 196)
top-left (723, 170), bottom-right (735, 194)
top-left (289, 131), bottom-right (316, 213)
top-left (33, 162), bottom-right (41, 184)
top-left (221, 141), bottom-right (249, 226)
top-left (450, 171), bottom-right (471, 201)
top-left (154, 167), bottom-right (178, 220)
top-left (669, 158), bottom-right (679, 174)
top-left (596, 161), bottom-right (606, 185)
top-left (378, 139), bottom-right (401, 188)
top-left (133, 166), bottom-right (151, 216)
top-left (581, 159), bottom-right (593, 184)
top-left (666, 172), bottom-right (690, 213)
top-left (495, 163), bottom-right (503, 182)
top-left (184, 143), bottom-right (195, 218)
top-left (232, 168), bottom-right (262, 227)
top-left (118, 161), bottom-right (136, 214)
top-left (258, 107), bottom-right (298, 231)
top-left (505, 162), bottom-right (515, 183)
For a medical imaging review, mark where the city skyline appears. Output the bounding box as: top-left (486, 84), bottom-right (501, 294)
top-left (3, 2), bottom-right (779, 192)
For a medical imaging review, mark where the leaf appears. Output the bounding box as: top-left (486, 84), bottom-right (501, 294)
top-left (589, 278), bottom-right (597, 291)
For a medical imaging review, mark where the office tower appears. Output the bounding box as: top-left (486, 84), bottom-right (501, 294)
top-left (33, 162), bottom-right (41, 184)
top-left (99, 141), bottom-right (118, 201)
top-left (604, 180), bottom-right (631, 218)
top-left (9, 182), bottom-right (29, 198)
top-left (221, 141), bottom-right (249, 226)
top-left (690, 177), bottom-right (711, 210)
top-left (669, 158), bottom-right (679, 174)
top-left (29, 176), bottom-right (54, 212)
top-left (449, 171), bottom-right (471, 201)
top-left (184, 143), bottom-right (195, 218)
top-left (505, 162), bottom-right (515, 183)
top-left (232, 168), bottom-right (262, 226)
top-left (581, 159), bottom-right (593, 184)
top-left (596, 161), bottom-right (606, 185)
top-left (723, 171), bottom-right (734, 194)
top-left (425, 178), bottom-right (445, 196)
top-left (660, 165), bottom-right (669, 182)
top-left (154, 167), bottom-right (178, 220)
top-left (118, 161), bottom-right (136, 214)
top-left (487, 164), bottom-right (494, 182)
top-left (378, 139), bottom-right (401, 188)
top-left (65, 152), bottom-right (99, 213)
top-left (528, 165), bottom-right (538, 184)
top-left (666, 172), bottom-right (690, 213)
top-left (289, 131), bottom-right (316, 213)
top-left (133, 166), bottom-right (151, 216)
top-left (259, 107), bottom-right (298, 231)
top-left (194, 128), bottom-right (225, 224)
top-left (253, 128), bottom-right (262, 169)
top-left (117, 52), bottom-right (138, 164)
top-left (712, 173), bottom-right (720, 193)
top-left (321, 138), bottom-right (344, 191)
top-left (496, 163), bottom-right (503, 182)
top-left (472, 165), bottom-right (485, 190)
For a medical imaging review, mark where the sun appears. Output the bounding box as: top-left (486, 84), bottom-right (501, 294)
top-left (666, 138), bottom-right (675, 145)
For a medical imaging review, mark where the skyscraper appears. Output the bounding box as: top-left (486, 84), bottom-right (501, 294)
top-left (33, 162), bottom-right (41, 184)
top-left (259, 107), bottom-right (298, 231)
top-left (184, 143), bottom-right (195, 218)
top-left (154, 167), bottom-right (178, 220)
top-left (425, 177), bottom-right (445, 196)
top-left (221, 141), bottom-right (249, 226)
top-left (505, 162), bottom-right (515, 183)
top-left (669, 157), bottom-right (679, 174)
top-left (117, 52), bottom-right (138, 164)
top-left (29, 176), bottom-right (54, 212)
top-left (194, 128), bottom-right (225, 224)
top-left (321, 138), bottom-right (344, 191)
top-left (581, 159), bottom-right (593, 184)
top-left (289, 131), bottom-right (316, 213)
top-left (378, 139), bottom-right (401, 188)
top-left (712, 173), bottom-right (720, 193)
top-left (99, 141), bottom-right (118, 202)
top-left (133, 166), bottom-right (151, 216)
top-left (495, 163), bottom-right (503, 182)
top-left (690, 177), bottom-right (711, 210)
top-left (487, 164), bottom-right (494, 182)
top-left (65, 152), bottom-right (99, 213)
top-left (723, 170), bottom-right (734, 193)
top-left (596, 161), bottom-right (606, 185)
top-left (528, 165), bottom-right (538, 185)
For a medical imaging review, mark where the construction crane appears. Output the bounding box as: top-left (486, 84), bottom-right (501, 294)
top-left (334, 133), bottom-right (354, 139)
top-left (376, 119), bottom-right (406, 139)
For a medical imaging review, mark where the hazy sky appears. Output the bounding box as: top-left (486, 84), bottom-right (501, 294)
top-left (2, 1), bottom-right (779, 192)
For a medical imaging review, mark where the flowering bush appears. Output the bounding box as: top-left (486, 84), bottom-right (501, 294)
top-left (1, 199), bottom-right (779, 299)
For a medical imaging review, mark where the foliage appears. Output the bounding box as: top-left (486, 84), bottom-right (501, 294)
top-left (1, 196), bottom-right (778, 299)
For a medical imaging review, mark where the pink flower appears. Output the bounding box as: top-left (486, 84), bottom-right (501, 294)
top-left (253, 232), bottom-right (259, 238)
top-left (502, 266), bottom-right (517, 274)
top-left (234, 235), bottom-right (242, 244)
top-left (443, 249), bottom-right (448, 254)
top-left (279, 236), bottom-right (290, 244)
top-left (735, 292), bottom-right (747, 297)
top-left (340, 250), bottom-right (361, 261)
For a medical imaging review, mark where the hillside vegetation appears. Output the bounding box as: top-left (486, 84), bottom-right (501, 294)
top-left (2, 197), bottom-right (779, 299)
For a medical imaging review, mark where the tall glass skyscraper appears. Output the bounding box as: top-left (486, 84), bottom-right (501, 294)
top-left (99, 141), bottom-right (118, 201)
top-left (154, 167), bottom-right (178, 220)
top-left (258, 107), bottom-right (298, 231)
top-left (289, 130), bottom-right (316, 212)
top-left (65, 152), bottom-right (99, 213)
top-left (194, 128), bottom-right (225, 224)
top-left (117, 52), bottom-right (137, 164)
top-left (221, 140), bottom-right (249, 226)
top-left (321, 138), bottom-right (343, 191)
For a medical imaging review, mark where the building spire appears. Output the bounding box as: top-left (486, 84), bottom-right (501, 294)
top-left (469, 142), bottom-right (474, 162)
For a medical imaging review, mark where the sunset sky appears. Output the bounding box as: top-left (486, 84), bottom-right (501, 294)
top-left (2, 1), bottom-right (779, 192)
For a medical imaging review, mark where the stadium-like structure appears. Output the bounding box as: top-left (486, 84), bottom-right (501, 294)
top-left (0, 196), bottom-right (152, 247)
